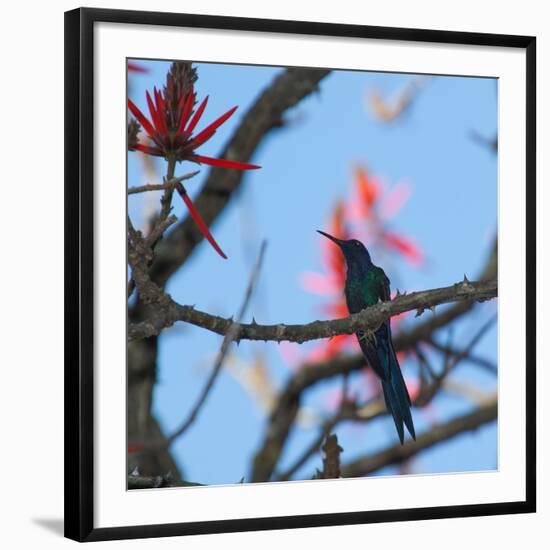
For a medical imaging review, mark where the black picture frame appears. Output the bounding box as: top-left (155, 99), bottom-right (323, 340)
top-left (65, 7), bottom-right (536, 542)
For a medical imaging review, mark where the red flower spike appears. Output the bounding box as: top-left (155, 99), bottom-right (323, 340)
top-left (354, 166), bottom-right (380, 220)
top-left (186, 95), bottom-right (209, 135)
top-left (129, 63), bottom-right (259, 170)
top-left (383, 233), bottom-right (423, 265)
top-left (194, 155), bottom-right (261, 170)
top-left (175, 183), bottom-right (227, 259)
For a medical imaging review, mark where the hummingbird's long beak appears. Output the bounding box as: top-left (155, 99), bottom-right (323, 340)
top-left (317, 230), bottom-right (345, 246)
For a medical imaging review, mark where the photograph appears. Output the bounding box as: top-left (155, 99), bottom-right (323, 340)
top-left (126, 58), bottom-right (498, 489)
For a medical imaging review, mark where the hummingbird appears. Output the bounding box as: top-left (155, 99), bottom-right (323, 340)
top-left (317, 230), bottom-right (415, 444)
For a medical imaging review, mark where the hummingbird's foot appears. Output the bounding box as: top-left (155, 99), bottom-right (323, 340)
top-left (358, 329), bottom-right (377, 347)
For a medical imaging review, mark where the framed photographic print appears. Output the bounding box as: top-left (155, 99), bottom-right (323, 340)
top-left (64, 7), bottom-right (536, 542)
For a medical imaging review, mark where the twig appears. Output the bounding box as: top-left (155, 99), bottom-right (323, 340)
top-left (415, 314), bottom-right (497, 405)
top-left (128, 171), bottom-right (200, 195)
top-left (470, 130), bottom-right (498, 153)
top-left (428, 338), bottom-right (497, 374)
top-left (166, 241), bottom-right (267, 445)
top-left (145, 215), bottom-right (178, 248)
top-left (158, 157), bottom-right (177, 229)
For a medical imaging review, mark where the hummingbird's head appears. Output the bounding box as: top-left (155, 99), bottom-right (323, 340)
top-left (316, 230), bottom-right (372, 268)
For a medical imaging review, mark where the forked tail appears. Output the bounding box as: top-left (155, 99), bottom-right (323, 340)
top-left (381, 349), bottom-right (416, 444)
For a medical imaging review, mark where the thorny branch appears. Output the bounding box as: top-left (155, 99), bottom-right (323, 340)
top-left (128, 277), bottom-right (497, 343)
top-left (127, 171), bottom-right (199, 297)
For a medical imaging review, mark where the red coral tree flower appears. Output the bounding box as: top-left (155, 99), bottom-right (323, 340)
top-left (351, 166), bottom-right (424, 266)
top-left (128, 62), bottom-right (261, 259)
top-left (128, 66), bottom-right (260, 170)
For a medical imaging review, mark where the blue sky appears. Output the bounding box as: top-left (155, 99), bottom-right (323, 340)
top-left (128, 60), bottom-right (497, 485)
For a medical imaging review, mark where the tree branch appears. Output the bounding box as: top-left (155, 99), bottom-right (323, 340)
top-left (128, 278), bottom-right (497, 343)
top-left (128, 170), bottom-right (200, 195)
top-left (340, 396), bottom-right (497, 478)
top-left (427, 338), bottom-right (497, 375)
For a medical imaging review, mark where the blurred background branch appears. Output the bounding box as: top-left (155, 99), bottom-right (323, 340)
top-left (341, 395), bottom-right (497, 478)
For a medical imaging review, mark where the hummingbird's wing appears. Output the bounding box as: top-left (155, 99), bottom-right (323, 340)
top-left (356, 269), bottom-right (393, 381)
top-left (357, 329), bottom-right (390, 380)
